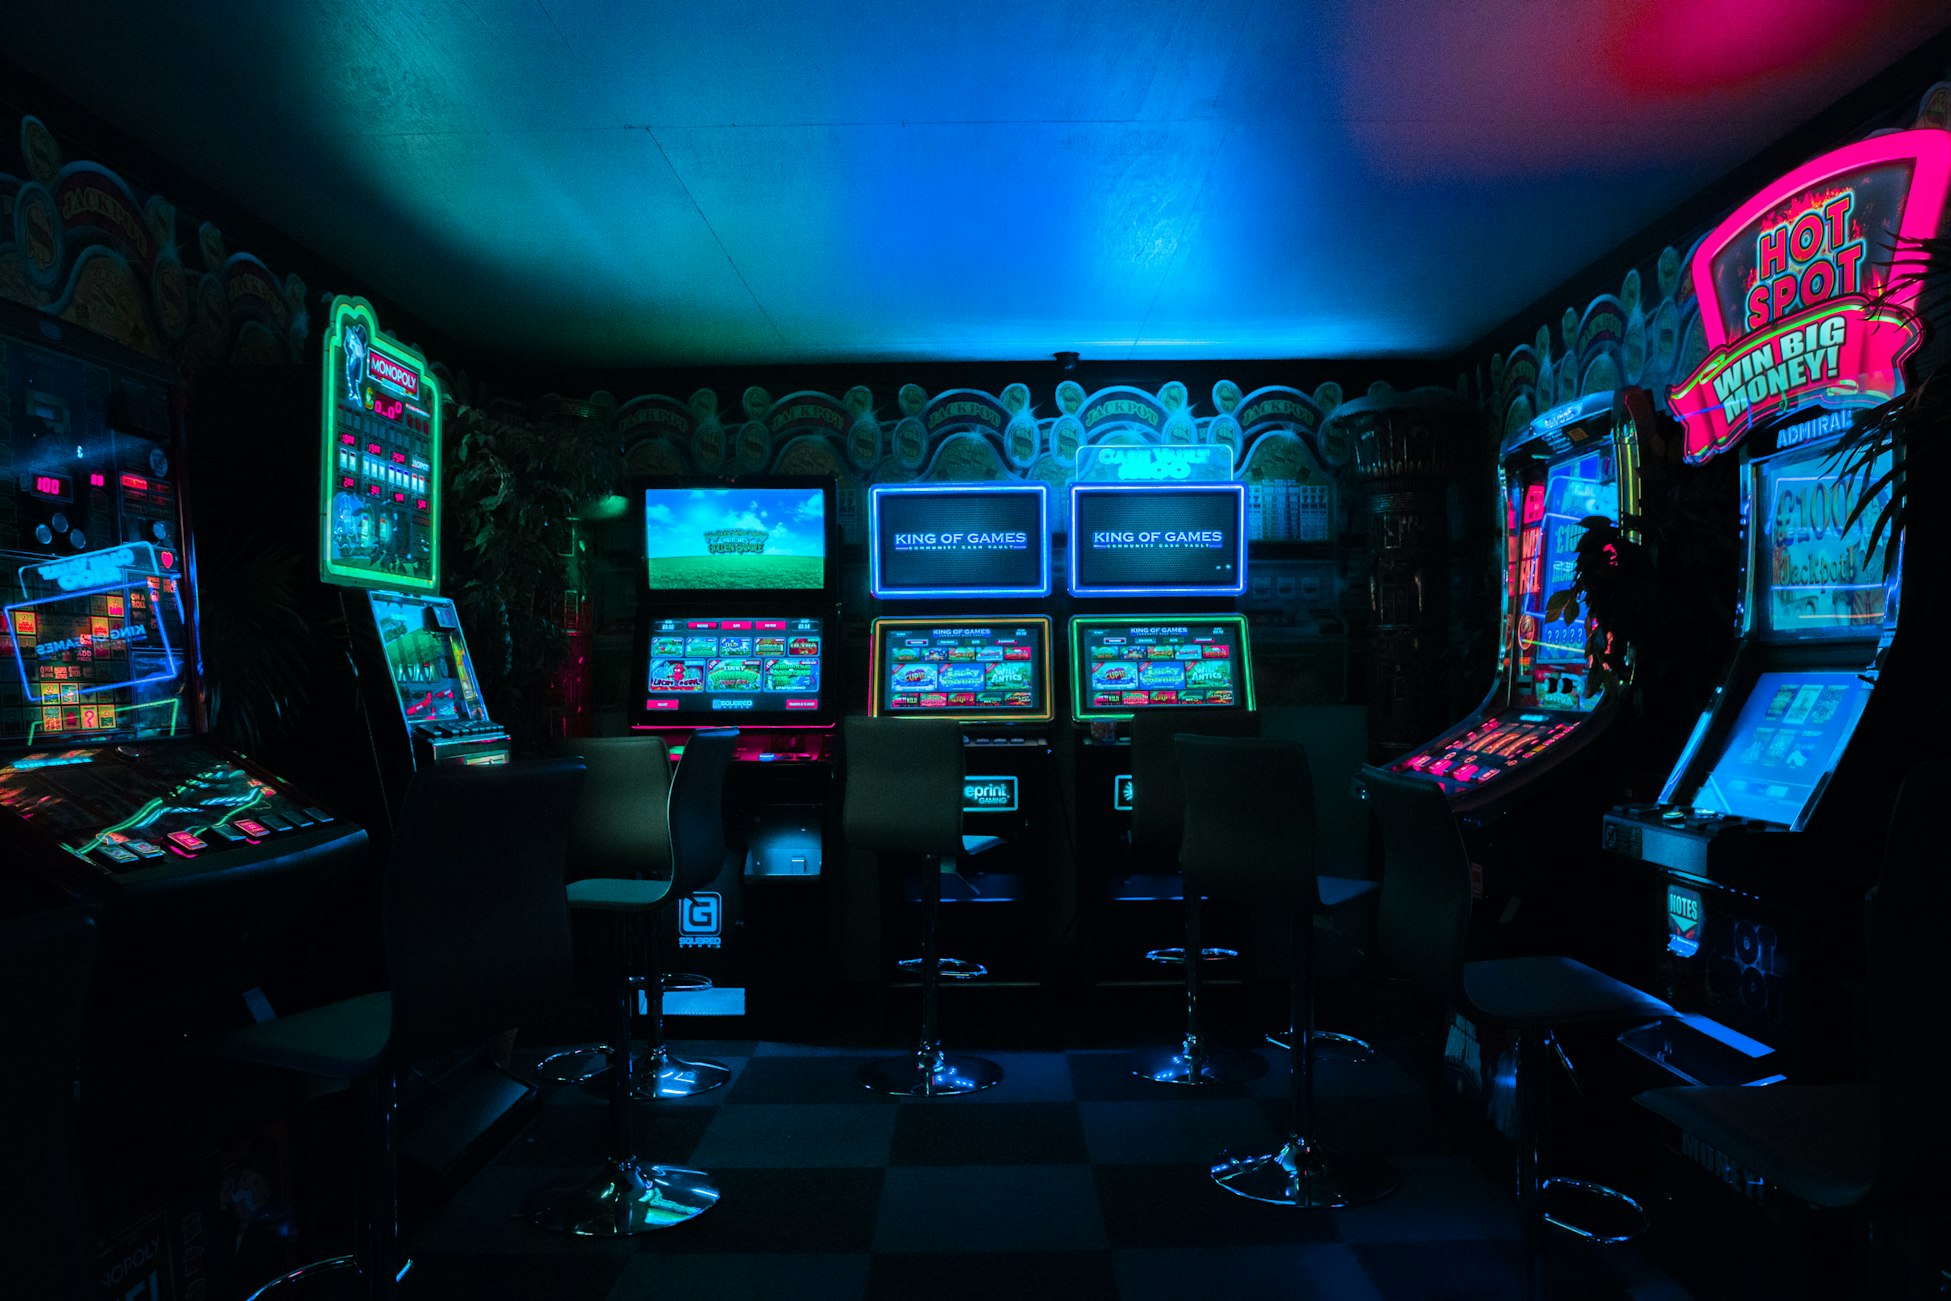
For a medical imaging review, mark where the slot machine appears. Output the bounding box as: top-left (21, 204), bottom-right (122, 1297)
top-left (865, 482), bottom-right (1058, 985)
top-left (0, 313), bottom-right (367, 1005)
top-left (1062, 481), bottom-right (1255, 981)
top-left (1603, 129), bottom-right (1948, 1087)
top-left (631, 476), bottom-right (841, 1027)
top-left (318, 298), bottom-right (509, 818)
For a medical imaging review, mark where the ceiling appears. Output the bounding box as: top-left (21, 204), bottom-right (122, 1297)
top-left (9, 1), bottom-right (1949, 367)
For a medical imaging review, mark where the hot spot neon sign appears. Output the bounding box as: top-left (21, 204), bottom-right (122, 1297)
top-left (1671, 129), bottom-right (1951, 463)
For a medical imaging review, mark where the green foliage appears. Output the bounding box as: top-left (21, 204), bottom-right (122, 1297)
top-left (199, 525), bottom-right (336, 756)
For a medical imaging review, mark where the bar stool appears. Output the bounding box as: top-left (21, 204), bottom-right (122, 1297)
top-left (1175, 736), bottom-right (1398, 1206)
top-left (528, 732), bottom-right (734, 1236)
top-left (1636, 759), bottom-right (1951, 1299)
top-left (1362, 765), bottom-right (1670, 1298)
top-left (1127, 710), bottom-right (1268, 1086)
top-left (846, 715), bottom-right (1002, 1097)
top-left (0, 909), bottom-right (97, 1301)
top-left (207, 759), bottom-right (585, 1299)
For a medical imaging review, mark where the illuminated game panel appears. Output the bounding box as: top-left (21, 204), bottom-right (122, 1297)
top-left (643, 487), bottom-right (826, 592)
top-left (1068, 483), bottom-right (1247, 597)
top-left (1069, 617), bottom-right (1254, 722)
top-left (1687, 670), bottom-right (1872, 827)
top-left (1755, 441), bottom-right (1894, 639)
top-left (870, 618), bottom-right (1053, 723)
top-left (1391, 712), bottom-right (1580, 795)
top-left (319, 298), bottom-right (441, 592)
top-left (368, 593), bottom-right (490, 726)
top-left (643, 616), bottom-right (825, 720)
top-left (1511, 448), bottom-right (1620, 712)
top-left (870, 484), bottom-right (1049, 598)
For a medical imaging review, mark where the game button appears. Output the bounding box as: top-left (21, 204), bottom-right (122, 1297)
top-left (125, 840), bottom-right (166, 858)
top-left (234, 819), bottom-right (271, 839)
top-left (209, 824), bottom-right (250, 844)
top-left (167, 830), bottom-right (208, 853)
top-left (96, 844), bottom-right (139, 865)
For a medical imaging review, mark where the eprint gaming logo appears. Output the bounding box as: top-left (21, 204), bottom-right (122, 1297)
top-left (343, 321), bottom-right (370, 403)
top-left (678, 892), bottom-right (722, 948)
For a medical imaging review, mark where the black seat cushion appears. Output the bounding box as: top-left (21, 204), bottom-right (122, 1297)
top-left (1463, 955), bottom-right (1672, 1028)
top-left (1636, 1084), bottom-right (1876, 1209)
top-left (206, 992), bottom-right (393, 1081)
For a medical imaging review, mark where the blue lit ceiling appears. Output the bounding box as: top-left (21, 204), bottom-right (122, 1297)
top-left (9, 1), bottom-right (1947, 366)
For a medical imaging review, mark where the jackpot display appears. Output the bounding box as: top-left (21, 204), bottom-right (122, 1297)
top-left (319, 298), bottom-right (440, 593)
top-left (641, 616), bottom-right (826, 722)
top-left (870, 618), bottom-right (1053, 723)
top-left (1068, 483), bottom-right (1246, 597)
top-left (870, 484), bottom-right (1048, 598)
top-left (1069, 616), bottom-right (1253, 721)
top-left (643, 485), bottom-right (828, 593)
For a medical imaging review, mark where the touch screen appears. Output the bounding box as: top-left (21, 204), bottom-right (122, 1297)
top-left (1756, 443), bottom-right (1894, 638)
top-left (1688, 669), bottom-right (1871, 827)
top-left (1069, 616), bottom-right (1253, 721)
top-left (368, 593), bottom-right (490, 727)
top-left (1068, 484), bottom-right (1246, 597)
top-left (870, 618), bottom-right (1053, 722)
top-left (642, 616), bottom-right (825, 720)
top-left (870, 484), bottom-right (1048, 598)
top-left (643, 487), bottom-right (827, 592)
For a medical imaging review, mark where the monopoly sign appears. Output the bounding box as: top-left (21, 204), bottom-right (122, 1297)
top-left (1671, 130), bottom-right (1951, 463)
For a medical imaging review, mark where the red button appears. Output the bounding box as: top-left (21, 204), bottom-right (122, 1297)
top-left (234, 819), bottom-right (270, 838)
top-left (167, 830), bottom-right (207, 853)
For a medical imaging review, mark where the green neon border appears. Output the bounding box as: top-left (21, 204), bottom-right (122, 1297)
top-left (1068, 614), bottom-right (1256, 722)
top-left (319, 296), bottom-right (443, 593)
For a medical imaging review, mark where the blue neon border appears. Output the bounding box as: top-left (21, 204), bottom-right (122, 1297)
top-left (869, 482), bottom-right (1051, 599)
top-left (6, 545), bottom-right (184, 703)
top-left (1067, 481), bottom-right (1248, 598)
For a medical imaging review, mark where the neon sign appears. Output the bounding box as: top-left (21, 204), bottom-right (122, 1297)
top-left (1671, 129), bottom-right (1951, 463)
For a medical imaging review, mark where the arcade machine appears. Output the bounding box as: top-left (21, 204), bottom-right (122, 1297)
top-left (864, 482), bottom-right (1057, 985)
top-left (317, 298), bottom-right (509, 825)
top-left (1063, 480), bottom-right (1255, 984)
top-left (631, 476), bottom-right (841, 1030)
top-left (1603, 129), bottom-right (1947, 1090)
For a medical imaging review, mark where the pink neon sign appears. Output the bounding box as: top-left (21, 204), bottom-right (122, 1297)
top-left (1670, 128), bottom-right (1951, 463)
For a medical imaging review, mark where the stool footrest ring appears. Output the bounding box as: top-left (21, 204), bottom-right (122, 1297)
top-left (1263, 1028), bottom-right (1376, 1064)
top-left (896, 956), bottom-right (987, 980)
top-left (1541, 1177), bottom-right (1650, 1244)
top-left (1144, 946), bottom-right (1239, 965)
top-left (1210, 1134), bottom-right (1399, 1208)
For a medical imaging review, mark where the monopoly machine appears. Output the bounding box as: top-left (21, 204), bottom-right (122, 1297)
top-left (1603, 129), bottom-right (1948, 1089)
top-left (0, 311), bottom-right (367, 1001)
top-left (631, 476), bottom-right (841, 1025)
top-left (865, 482), bottom-right (1057, 983)
top-left (1063, 473), bottom-right (1257, 981)
top-left (319, 297), bottom-right (510, 822)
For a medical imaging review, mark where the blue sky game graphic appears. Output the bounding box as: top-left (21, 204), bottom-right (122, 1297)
top-left (643, 487), bottom-right (826, 591)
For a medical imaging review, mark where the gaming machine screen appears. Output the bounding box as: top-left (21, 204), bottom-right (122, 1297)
top-left (1686, 669), bottom-right (1872, 828)
top-left (643, 487), bottom-right (827, 593)
top-left (871, 618), bottom-right (1053, 722)
top-left (1070, 617), bottom-right (1252, 721)
top-left (368, 593), bottom-right (491, 726)
top-left (870, 484), bottom-right (1048, 598)
top-left (1069, 484), bottom-right (1246, 596)
top-left (1755, 443), bottom-right (1895, 640)
top-left (642, 615), bottom-right (825, 721)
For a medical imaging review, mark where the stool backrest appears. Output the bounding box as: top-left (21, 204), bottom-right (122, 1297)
top-left (842, 716), bottom-right (964, 858)
top-left (560, 736), bottom-right (673, 881)
top-left (1129, 709), bottom-right (1261, 871)
top-left (384, 758), bottom-right (586, 1062)
top-left (1176, 735), bottom-right (1314, 908)
top-left (1871, 759), bottom-right (1951, 1207)
top-left (1360, 764), bottom-right (1470, 1005)
top-left (669, 729), bottom-right (740, 896)
top-left (0, 909), bottom-right (96, 1301)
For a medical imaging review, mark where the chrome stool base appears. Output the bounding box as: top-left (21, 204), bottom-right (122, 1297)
top-left (896, 956), bottom-right (987, 980)
top-left (1211, 1135), bottom-right (1399, 1208)
top-left (241, 1253), bottom-right (359, 1300)
top-left (1542, 1177), bottom-right (1650, 1244)
top-left (630, 1048), bottom-right (733, 1100)
top-left (535, 1046), bottom-right (611, 1085)
top-left (1265, 1028), bottom-right (1377, 1064)
top-left (661, 971), bottom-right (713, 994)
top-left (1130, 1043), bottom-right (1268, 1087)
top-left (860, 1052), bottom-right (1003, 1097)
top-left (1144, 946), bottom-right (1239, 965)
top-left (529, 1157), bottom-right (719, 1235)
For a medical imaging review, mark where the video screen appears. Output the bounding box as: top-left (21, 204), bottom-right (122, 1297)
top-left (1070, 617), bottom-right (1253, 721)
top-left (871, 618), bottom-right (1053, 722)
top-left (871, 484), bottom-right (1048, 598)
top-left (642, 615), bottom-right (825, 721)
top-left (1390, 710), bottom-right (1580, 796)
top-left (1756, 442), bottom-right (1895, 639)
top-left (1687, 669), bottom-right (1872, 827)
top-left (643, 486), bottom-right (827, 592)
top-left (1510, 448), bottom-right (1622, 712)
top-left (1069, 483), bottom-right (1246, 596)
top-left (369, 593), bottom-right (491, 727)
top-left (2, 543), bottom-right (189, 746)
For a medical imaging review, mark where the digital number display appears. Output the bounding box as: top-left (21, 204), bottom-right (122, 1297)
top-left (30, 473), bottom-right (68, 500)
top-left (1069, 616), bottom-right (1253, 721)
top-left (871, 618), bottom-right (1053, 722)
top-left (374, 396), bottom-right (405, 422)
top-left (642, 616), bottom-right (825, 722)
